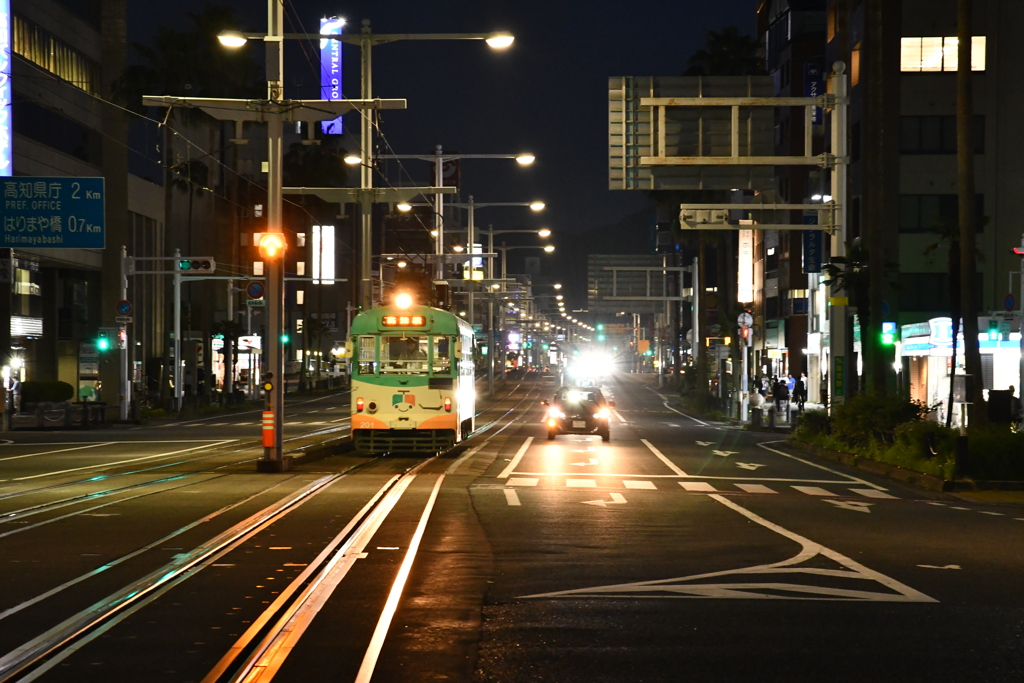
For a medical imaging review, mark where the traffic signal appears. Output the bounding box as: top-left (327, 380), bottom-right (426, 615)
top-left (263, 372), bottom-right (274, 392)
top-left (597, 334), bottom-right (606, 342)
top-left (987, 319), bottom-right (1000, 341)
top-left (280, 334), bottom-right (290, 344)
top-left (96, 332), bottom-right (111, 352)
top-left (881, 322), bottom-right (897, 345)
top-left (259, 233), bottom-right (286, 259)
top-left (596, 323), bottom-right (605, 331)
top-left (176, 257), bottom-right (216, 274)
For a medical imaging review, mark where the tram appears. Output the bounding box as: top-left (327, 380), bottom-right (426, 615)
top-left (348, 297), bottom-right (476, 454)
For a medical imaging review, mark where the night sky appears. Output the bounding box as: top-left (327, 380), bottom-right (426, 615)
top-left (128, 1), bottom-right (756, 238)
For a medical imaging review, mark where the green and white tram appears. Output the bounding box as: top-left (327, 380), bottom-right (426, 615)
top-left (348, 301), bottom-right (475, 454)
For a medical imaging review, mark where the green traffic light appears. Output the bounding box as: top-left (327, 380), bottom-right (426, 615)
top-left (596, 323), bottom-right (605, 331)
top-left (178, 260), bottom-right (191, 271)
top-left (280, 334), bottom-right (290, 344)
top-left (96, 336), bottom-right (110, 351)
top-left (597, 334), bottom-right (606, 342)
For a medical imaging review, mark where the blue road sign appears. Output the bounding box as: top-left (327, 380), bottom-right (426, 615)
top-left (1004, 293), bottom-right (1015, 312)
top-left (246, 281), bottom-right (265, 299)
top-left (1, 177), bottom-right (105, 249)
top-left (116, 300), bottom-right (132, 316)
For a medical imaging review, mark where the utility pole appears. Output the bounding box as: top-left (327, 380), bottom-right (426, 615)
top-left (145, 7), bottom-right (401, 471)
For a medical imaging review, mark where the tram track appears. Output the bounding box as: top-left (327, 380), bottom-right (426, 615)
top-left (0, 374), bottom-right (549, 682)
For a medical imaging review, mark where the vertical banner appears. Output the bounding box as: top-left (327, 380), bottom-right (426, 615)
top-left (803, 229), bottom-right (823, 273)
top-left (319, 17), bottom-right (344, 135)
top-left (737, 228), bottom-right (754, 303)
top-left (0, 0), bottom-right (11, 176)
top-left (312, 225), bottom-right (335, 285)
top-left (804, 61), bottom-right (823, 125)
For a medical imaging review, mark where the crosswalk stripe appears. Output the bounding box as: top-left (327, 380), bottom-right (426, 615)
top-left (735, 483), bottom-right (776, 494)
top-left (851, 488), bottom-right (896, 499)
top-left (679, 482), bottom-right (717, 492)
top-left (623, 480), bottom-right (657, 490)
top-left (508, 478), bottom-right (539, 487)
top-left (566, 479), bottom-right (597, 488)
top-left (792, 485), bottom-right (835, 496)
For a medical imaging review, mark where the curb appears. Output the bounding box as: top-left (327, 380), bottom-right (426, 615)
top-left (289, 438), bottom-right (354, 466)
top-left (785, 439), bottom-right (1024, 493)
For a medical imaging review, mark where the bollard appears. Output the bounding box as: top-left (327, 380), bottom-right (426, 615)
top-left (262, 410), bottom-right (276, 448)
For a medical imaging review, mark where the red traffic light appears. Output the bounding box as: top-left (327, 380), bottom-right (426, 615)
top-left (1013, 247), bottom-right (1024, 256)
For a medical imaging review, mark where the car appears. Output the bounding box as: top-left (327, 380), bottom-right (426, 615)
top-left (541, 386), bottom-right (615, 442)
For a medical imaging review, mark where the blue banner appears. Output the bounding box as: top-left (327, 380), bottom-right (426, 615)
top-left (0, 0), bottom-right (11, 176)
top-left (320, 17), bottom-right (344, 135)
top-left (1, 177), bottom-right (105, 248)
top-left (804, 61), bottom-right (823, 125)
top-left (803, 228), bottom-right (823, 274)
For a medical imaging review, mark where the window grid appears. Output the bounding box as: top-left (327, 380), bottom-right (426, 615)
top-left (12, 15), bottom-right (101, 95)
top-left (901, 37), bottom-right (986, 72)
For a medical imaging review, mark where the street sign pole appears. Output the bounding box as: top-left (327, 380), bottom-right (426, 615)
top-left (174, 248), bottom-right (182, 412)
top-left (119, 245), bottom-right (130, 421)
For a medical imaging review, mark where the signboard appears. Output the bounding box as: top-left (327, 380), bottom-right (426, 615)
top-left (0, 0), bottom-right (10, 177)
top-left (1, 177), bottom-right (105, 248)
top-left (319, 17), bottom-right (344, 135)
top-left (247, 298), bottom-right (266, 307)
top-left (312, 225), bottom-right (335, 284)
top-left (737, 228), bottom-right (754, 302)
top-left (246, 281), bottom-right (265, 299)
top-left (803, 229), bottom-right (823, 274)
top-left (115, 316), bottom-right (132, 324)
top-left (804, 61), bottom-right (823, 125)
top-left (1004, 293), bottom-right (1016, 312)
top-left (116, 300), bottom-right (132, 316)
top-left (833, 355), bottom-right (846, 398)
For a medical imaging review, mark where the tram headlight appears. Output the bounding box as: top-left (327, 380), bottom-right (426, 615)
top-left (356, 397), bottom-right (365, 412)
top-left (394, 292), bottom-right (413, 309)
top-left (444, 397), bottom-right (452, 412)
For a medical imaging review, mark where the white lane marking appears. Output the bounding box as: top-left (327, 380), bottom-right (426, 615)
top-left (641, 439), bottom-right (687, 476)
top-left (623, 480), bottom-right (657, 490)
top-left (582, 492), bottom-right (627, 507)
top-left (680, 482), bottom-right (717, 492)
top-left (661, 422), bottom-right (681, 427)
top-left (851, 488), bottom-right (897, 499)
top-left (612, 409), bottom-right (628, 425)
top-left (503, 488), bottom-right (521, 506)
top-left (523, 494), bottom-right (936, 603)
top-left (662, 400), bottom-right (710, 426)
top-left (695, 441), bottom-right (713, 446)
top-left (566, 479), bottom-right (597, 488)
top-left (978, 511), bottom-right (1004, 516)
top-left (757, 441), bottom-right (885, 491)
top-left (355, 474), bottom-right (445, 683)
top-left (825, 500), bottom-right (874, 513)
top-left (511, 472), bottom-right (862, 485)
top-left (445, 446), bottom-right (482, 474)
top-left (736, 463), bottom-right (766, 471)
top-left (570, 458), bottom-right (599, 466)
top-left (792, 486), bottom-right (835, 497)
top-left (950, 506), bottom-right (970, 510)
top-left (735, 483), bottom-right (776, 494)
top-left (713, 450), bottom-right (738, 457)
top-left (13, 441), bottom-right (237, 481)
top-left (497, 437), bottom-right (534, 479)
top-left (508, 478), bottom-right (539, 487)
top-left (918, 564), bottom-right (960, 569)
top-left (0, 442), bottom-right (113, 462)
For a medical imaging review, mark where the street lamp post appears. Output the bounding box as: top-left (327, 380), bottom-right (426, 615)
top-left (151, 10), bottom-right (403, 471)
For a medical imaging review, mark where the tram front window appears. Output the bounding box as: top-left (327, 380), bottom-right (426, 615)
top-left (433, 336), bottom-right (451, 374)
top-left (381, 335), bottom-right (430, 374)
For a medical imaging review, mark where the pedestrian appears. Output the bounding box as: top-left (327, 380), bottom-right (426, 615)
top-left (1010, 385), bottom-right (1023, 429)
top-left (793, 375), bottom-right (807, 414)
top-left (773, 376), bottom-right (790, 422)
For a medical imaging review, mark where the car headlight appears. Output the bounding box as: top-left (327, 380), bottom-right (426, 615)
top-left (547, 407), bottom-right (564, 419)
top-left (595, 407), bottom-right (610, 419)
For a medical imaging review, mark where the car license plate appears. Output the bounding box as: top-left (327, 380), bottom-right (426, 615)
top-left (573, 420), bottom-right (586, 428)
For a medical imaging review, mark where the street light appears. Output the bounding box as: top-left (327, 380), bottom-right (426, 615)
top-left (530, 201), bottom-right (545, 211)
top-left (537, 228), bottom-right (551, 238)
top-left (485, 31), bottom-right (515, 48)
top-left (217, 30), bottom-right (248, 48)
top-left (515, 154), bottom-right (535, 165)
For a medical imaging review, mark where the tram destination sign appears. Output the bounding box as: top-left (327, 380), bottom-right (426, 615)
top-left (1, 177), bottom-right (105, 249)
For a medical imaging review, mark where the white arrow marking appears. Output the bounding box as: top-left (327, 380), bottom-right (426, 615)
top-left (696, 441), bottom-right (713, 447)
top-left (582, 492), bottom-right (627, 507)
top-left (917, 564), bottom-right (960, 570)
top-left (735, 462), bottom-right (765, 470)
top-left (713, 450), bottom-right (738, 457)
top-left (571, 458), bottom-right (600, 466)
top-left (826, 500), bottom-right (874, 513)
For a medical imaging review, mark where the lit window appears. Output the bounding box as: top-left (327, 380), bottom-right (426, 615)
top-left (901, 37), bottom-right (986, 72)
top-left (851, 42), bottom-right (861, 86)
top-left (296, 290), bottom-right (304, 305)
top-left (253, 261), bottom-right (264, 276)
top-left (297, 261), bottom-right (305, 276)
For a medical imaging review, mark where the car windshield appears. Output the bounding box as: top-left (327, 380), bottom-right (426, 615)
top-left (556, 389), bottom-right (602, 406)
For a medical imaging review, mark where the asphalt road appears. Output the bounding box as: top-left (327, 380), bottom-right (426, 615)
top-left (0, 374), bottom-right (1022, 682)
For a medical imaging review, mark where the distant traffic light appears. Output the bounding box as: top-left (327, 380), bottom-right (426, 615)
top-left (987, 319), bottom-right (1000, 341)
top-left (596, 323), bottom-right (605, 331)
top-left (176, 257), bottom-right (216, 274)
top-left (96, 333), bottom-right (110, 352)
top-left (280, 334), bottom-right (290, 344)
top-left (597, 334), bottom-right (606, 342)
top-left (259, 233), bottom-right (286, 260)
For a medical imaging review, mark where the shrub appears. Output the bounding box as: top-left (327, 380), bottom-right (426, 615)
top-left (793, 409), bottom-right (830, 440)
top-left (967, 425), bottom-right (1024, 480)
top-left (829, 394), bottom-right (931, 449)
top-left (21, 381), bottom-right (75, 404)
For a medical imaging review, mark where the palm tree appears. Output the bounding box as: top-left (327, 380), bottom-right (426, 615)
top-left (684, 27), bottom-right (764, 76)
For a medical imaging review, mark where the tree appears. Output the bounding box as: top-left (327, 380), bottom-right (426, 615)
top-left (684, 27), bottom-right (764, 76)
top-left (957, 0), bottom-right (986, 425)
